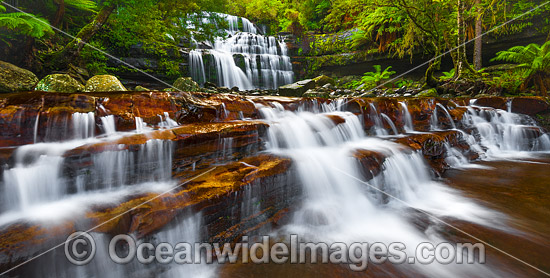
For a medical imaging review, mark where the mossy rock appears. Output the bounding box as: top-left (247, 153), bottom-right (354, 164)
top-left (85, 75), bottom-right (127, 92)
top-left (0, 61), bottom-right (39, 93)
top-left (278, 79), bottom-right (316, 97)
top-left (35, 74), bottom-right (84, 93)
top-left (313, 75), bottom-right (336, 87)
top-left (303, 89), bottom-right (330, 98)
top-left (135, 86), bottom-right (151, 91)
top-left (173, 77), bottom-right (200, 92)
top-left (416, 88), bottom-right (439, 97)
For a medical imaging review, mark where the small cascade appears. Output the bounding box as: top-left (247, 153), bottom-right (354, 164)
top-left (2, 141), bottom-right (89, 211)
top-left (258, 102), bottom-right (503, 277)
top-left (380, 113), bottom-right (399, 135)
top-left (436, 103), bottom-right (457, 129)
top-left (2, 138), bottom-right (173, 212)
top-left (368, 103), bottom-right (389, 136)
top-left (399, 101), bottom-right (414, 132)
top-left (100, 115), bottom-right (116, 135)
top-left (72, 112), bottom-right (95, 139)
top-left (461, 103), bottom-right (550, 155)
top-left (189, 13), bottom-right (294, 90)
top-left (158, 112), bottom-right (178, 128)
top-left (189, 50), bottom-right (206, 85)
top-left (82, 139), bottom-right (174, 190)
top-left (135, 117), bottom-right (147, 132)
top-left (430, 106), bottom-right (439, 130)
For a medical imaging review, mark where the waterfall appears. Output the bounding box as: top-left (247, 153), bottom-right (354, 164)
top-left (399, 101), bottom-right (414, 132)
top-left (2, 136), bottom-right (173, 213)
top-left (461, 103), bottom-right (550, 156)
top-left (72, 112), bottom-right (96, 139)
top-left (189, 13), bottom-right (294, 90)
top-left (257, 101), bottom-right (508, 277)
top-left (436, 103), bottom-right (457, 129)
top-left (100, 115), bottom-right (116, 135)
top-left (189, 50), bottom-right (207, 85)
top-left (380, 113), bottom-right (399, 135)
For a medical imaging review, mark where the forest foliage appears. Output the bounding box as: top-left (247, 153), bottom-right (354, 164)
top-left (0, 0), bottom-right (549, 93)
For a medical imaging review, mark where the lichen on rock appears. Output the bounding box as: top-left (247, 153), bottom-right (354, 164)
top-left (0, 61), bottom-right (39, 93)
top-left (173, 77), bottom-right (200, 92)
top-left (34, 74), bottom-right (84, 93)
top-left (84, 75), bottom-right (127, 92)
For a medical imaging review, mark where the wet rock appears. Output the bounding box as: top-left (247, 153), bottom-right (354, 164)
top-left (416, 88), bottom-right (439, 97)
top-left (85, 75), bottom-right (127, 92)
top-left (204, 81), bottom-right (217, 89)
top-left (173, 77), bottom-right (200, 92)
top-left (0, 61), bottom-right (39, 93)
top-left (313, 75), bottom-right (336, 87)
top-left (303, 89), bottom-right (329, 98)
top-left (278, 79), bottom-right (316, 97)
top-left (218, 87), bottom-right (230, 93)
top-left (34, 74), bottom-right (84, 93)
top-left (511, 97), bottom-right (549, 116)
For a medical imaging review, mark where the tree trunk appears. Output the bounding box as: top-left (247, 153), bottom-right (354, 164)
top-left (52, 0), bottom-right (65, 28)
top-left (48, 4), bottom-right (116, 70)
top-left (455, 0), bottom-right (466, 78)
top-left (473, 0), bottom-right (483, 70)
top-left (425, 44), bottom-right (441, 87)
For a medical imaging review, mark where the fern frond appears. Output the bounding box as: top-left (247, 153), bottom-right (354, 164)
top-left (65, 0), bottom-right (98, 12)
top-left (0, 12), bottom-right (53, 39)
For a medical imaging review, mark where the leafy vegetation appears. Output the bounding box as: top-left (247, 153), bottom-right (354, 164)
top-left (491, 41), bottom-right (550, 95)
top-left (349, 65), bottom-right (396, 89)
top-left (0, 0), bottom-right (549, 95)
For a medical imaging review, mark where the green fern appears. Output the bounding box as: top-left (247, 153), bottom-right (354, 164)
top-left (491, 41), bottom-right (550, 95)
top-left (359, 65), bottom-right (396, 87)
top-left (65, 0), bottom-right (98, 12)
top-left (0, 12), bottom-right (54, 39)
top-left (440, 69), bottom-right (455, 81)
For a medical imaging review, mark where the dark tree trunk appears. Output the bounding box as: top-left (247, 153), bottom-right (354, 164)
top-left (52, 0), bottom-right (65, 28)
top-left (473, 0), bottom-right (483, 70)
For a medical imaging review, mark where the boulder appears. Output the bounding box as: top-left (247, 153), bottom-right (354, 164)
top-left (34, 74), bottom-right (84, 93)
top-left (85, 75), bottom-right (127, 92)
top-left (278, 79), bottom-right (316, 97)
top-left (0, 61), bottom-right (39, 93)
top-left (173, 77), bottom-right (200, 91)
top-left (416, 88), bottom-right (439, 97)
top-left (302, 89), bottom-right (329, 98)
top-left (313, 75), bottom-right (336, 87)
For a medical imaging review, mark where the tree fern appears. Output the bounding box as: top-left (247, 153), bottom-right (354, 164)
top-left (491, 41), bottom-right (550, 95)
top-left (0, 12), bottom-right (54, 39)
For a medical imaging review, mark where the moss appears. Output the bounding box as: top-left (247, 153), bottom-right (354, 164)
top-left (35, 74), bottom-right (84, 93)
top-left (416, 88), bottom-right (439, 97)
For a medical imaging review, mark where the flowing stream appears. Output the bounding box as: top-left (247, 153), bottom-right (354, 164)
top-left (1, 98), bottom-right (549, 277)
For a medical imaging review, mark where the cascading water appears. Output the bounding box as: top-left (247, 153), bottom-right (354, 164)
top-left (255, 99), bottom-right (549, 277)
top-left (72, 112), bottom-right (96, 139)
top-left (189, 13), bottom-right (294, 90)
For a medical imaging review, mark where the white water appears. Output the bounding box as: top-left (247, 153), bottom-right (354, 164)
top-left (257, 101), bottom-right (520, 277)
top-left (72, 112), bottom-right (96, 139)
top-left (189, 13), bottom-right (294, 90)
top-left (100, 115), bottom-right (116, 135)
top-left (2, 136), bottom-right (173, 213)
top-left (399, 101), bottom-right (414, 132)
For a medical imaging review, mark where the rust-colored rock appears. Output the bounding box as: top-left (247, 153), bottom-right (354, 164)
top-left (0, 154), bottom-right (293, 271)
